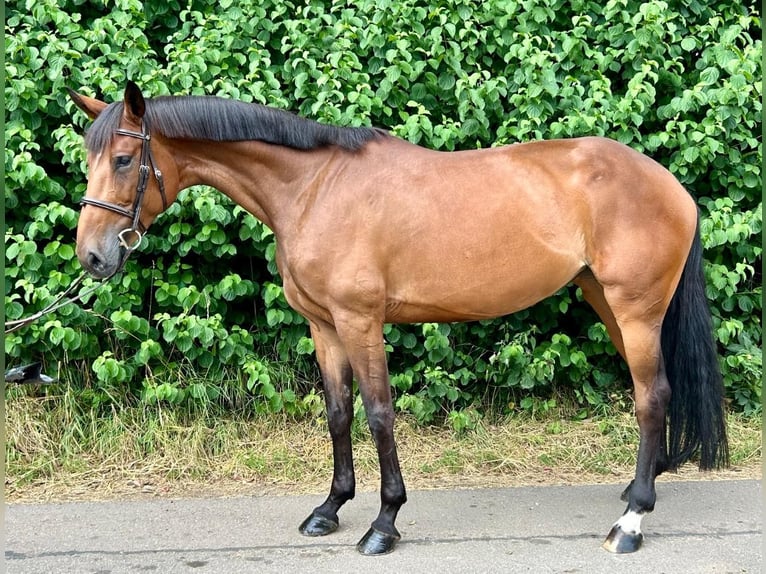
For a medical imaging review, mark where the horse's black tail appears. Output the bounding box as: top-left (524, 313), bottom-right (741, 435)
top-left (661, 222), bottom-right (729, 471)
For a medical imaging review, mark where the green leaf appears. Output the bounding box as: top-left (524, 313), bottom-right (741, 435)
top-left (438, 73), bottom-right (455, 91)
top-left (699, 67), bottom-right (719, 85)
top-left (681, 37), bottom-right (696, 51)
top-left (296, 336), bottom-right (315, 355)
top-left (58, 244), bottom-right (74, 260)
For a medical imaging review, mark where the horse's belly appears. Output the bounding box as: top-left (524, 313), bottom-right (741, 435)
top-left (384, 250), bottom-right (584, 323)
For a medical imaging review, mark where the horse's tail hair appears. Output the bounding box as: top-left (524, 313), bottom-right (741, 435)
top-left (661, 220), bottom-right (729, 471)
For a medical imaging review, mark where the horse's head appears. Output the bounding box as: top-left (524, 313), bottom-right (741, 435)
top-left (68, 82), bottom-right (180, 278)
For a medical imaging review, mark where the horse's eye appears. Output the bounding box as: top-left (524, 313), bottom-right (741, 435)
top-left (114, 156), bottom-right (132, 170)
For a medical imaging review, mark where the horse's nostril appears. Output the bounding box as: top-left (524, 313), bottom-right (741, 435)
top-left (87, 250), bottom-right (104, 272)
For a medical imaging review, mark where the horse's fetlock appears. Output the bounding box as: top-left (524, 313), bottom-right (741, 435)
top-left (628, 485), bottom-right (656, 513)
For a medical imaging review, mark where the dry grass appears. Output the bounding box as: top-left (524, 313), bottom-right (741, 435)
top-left (5, 394), bottom-right (761, 504)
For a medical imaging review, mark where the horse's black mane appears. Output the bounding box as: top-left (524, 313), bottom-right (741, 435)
top-left (85, 96), bottom-right (387, 153)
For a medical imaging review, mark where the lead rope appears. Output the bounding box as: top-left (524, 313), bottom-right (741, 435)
top-left (4, 246), bottom-right (133, 335)
top-left (6, 272), bottom-right (90, 334)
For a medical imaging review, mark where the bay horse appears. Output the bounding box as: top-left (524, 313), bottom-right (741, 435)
top-left (68, 82), bottom-right (728, 555)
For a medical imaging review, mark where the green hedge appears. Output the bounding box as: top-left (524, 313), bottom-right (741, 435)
top-left (5, 0), bottom-right (762, 422)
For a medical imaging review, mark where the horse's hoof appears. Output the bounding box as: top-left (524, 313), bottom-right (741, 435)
top-left (602, 524), bottom-right (643, 553)
top-left (299, 513), bottom-right (338, 537)
top-left (356, 527), bottom-right (400, 555)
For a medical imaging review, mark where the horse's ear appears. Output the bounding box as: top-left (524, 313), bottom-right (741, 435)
top-left (123, 80), bottom-right (146, 124)
top-left (67, 88), bottom-right (107, 119)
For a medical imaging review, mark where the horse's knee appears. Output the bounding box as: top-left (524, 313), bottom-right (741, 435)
top-left (327, 407), bottom-right (352, 439)
top-left (365, 402), bottom-right (395, 440)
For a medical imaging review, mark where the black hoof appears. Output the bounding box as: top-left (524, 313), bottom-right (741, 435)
top-left (602, 524), bottom-right (643, 553)
top-left (299, 513), bottom-right (338, 537)
top-left (357, 527), bottom-right (400, 555)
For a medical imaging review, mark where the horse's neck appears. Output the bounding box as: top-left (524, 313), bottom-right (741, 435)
top-left (175, 139), bottom-right (334, 235)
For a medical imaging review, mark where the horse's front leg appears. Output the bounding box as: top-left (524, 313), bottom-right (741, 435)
top-left (299, 321), bottom-right (356, 537)
top-left (335, 312), bottom-right (407, 555)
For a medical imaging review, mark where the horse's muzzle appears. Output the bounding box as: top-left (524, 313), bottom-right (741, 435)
top-left (77, 241), bottom-right (125, 279)
top-left (83, 249), bottom-right (109, 277)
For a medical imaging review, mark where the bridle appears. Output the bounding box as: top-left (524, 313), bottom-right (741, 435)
top-left (79, 115), bottom-right (168, 252)
top-left (7, 117), bottom-right (170, 334)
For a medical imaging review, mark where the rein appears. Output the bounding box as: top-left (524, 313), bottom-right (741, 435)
top-left (6, 118), bottom-right (166, 335)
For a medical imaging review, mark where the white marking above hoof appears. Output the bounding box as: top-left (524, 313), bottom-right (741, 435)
top-left (602, 511), bottom-right (646, 553)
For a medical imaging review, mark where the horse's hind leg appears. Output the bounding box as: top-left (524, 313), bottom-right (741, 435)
top-left (575, 271), bottom-right (669, 501)
top-left (574, 270), bottom-right (626, 359)
top-left (600, 300), bottom-right (671, 553)
top-left (299, 321), bottom-right (356, 537)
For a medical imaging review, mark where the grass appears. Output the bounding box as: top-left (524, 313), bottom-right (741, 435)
top-left (5, 390), bottom-right (762, 504)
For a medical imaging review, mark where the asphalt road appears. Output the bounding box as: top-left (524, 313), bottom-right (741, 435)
top-left (5, 479), bottom-right (761, 573)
